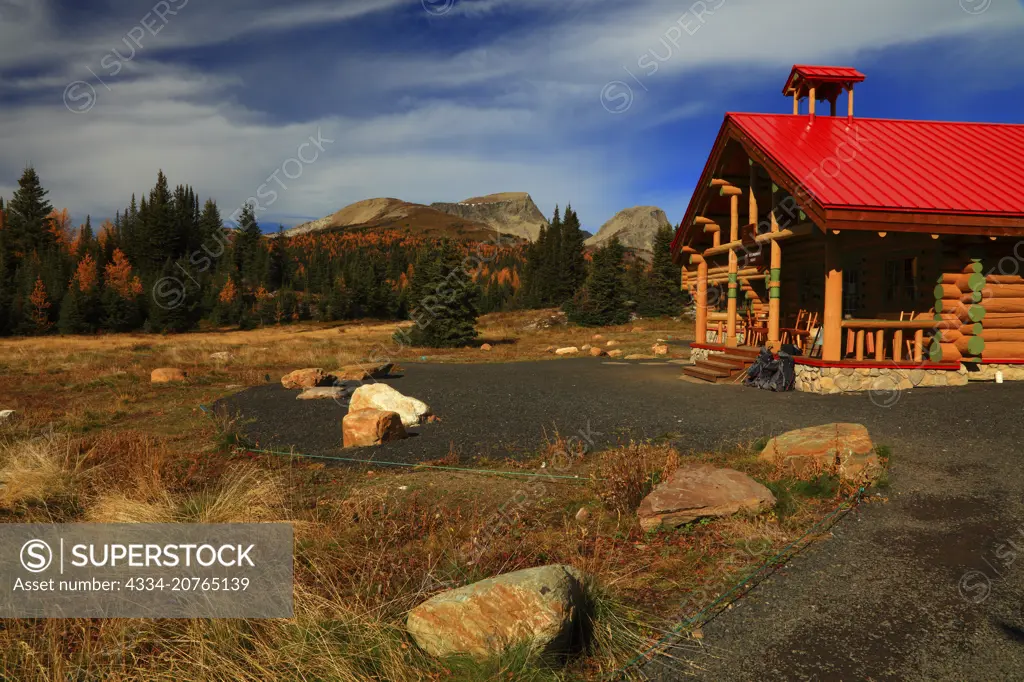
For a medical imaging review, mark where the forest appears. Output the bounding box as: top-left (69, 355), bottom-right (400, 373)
top-left (0, 168), bottom-right (684, 337)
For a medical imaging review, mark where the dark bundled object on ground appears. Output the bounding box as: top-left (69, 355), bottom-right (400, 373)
top-left (744, 348), bottom-right (795, 392)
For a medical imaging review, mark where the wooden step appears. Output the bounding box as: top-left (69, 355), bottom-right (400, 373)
top-left (703, 356), bottom-right (747, 371)
top-left (682, 365), bottom-right (727, 383)
top-left (718, 352), bottom-right (760, 366)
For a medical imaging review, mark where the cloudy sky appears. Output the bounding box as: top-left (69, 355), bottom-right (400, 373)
top-left (1, 0), bottom-right (1023, 232)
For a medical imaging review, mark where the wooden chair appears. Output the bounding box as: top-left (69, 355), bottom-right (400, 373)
top-left (743, 311), bottom-right (769, 348)
top-left (782, 310), bottom-right (817, 353)
top-left (780, 310), bottom-right (806, 345)
top-left (899, 311), bottom-right (916, 360)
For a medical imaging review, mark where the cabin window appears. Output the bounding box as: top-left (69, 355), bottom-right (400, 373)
top-left (885, 257), bottom-right (918, 306)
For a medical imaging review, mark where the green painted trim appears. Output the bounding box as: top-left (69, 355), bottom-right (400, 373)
top-left (968, 305), bottom-right (986, 322)
top-left (772, 183), bottom-right (779, 193)
top-left (769, 288), bottom-right (781, 299)
top-left (728, 274), bottom-right (738, 284)
top-left (799, 210), bottom-right (806, 222)
top-left (966, 336), bottom-right (986, 356)
top-left (929, 341), bottom-right (943, 363)
top-left (727, 289), bottom-right (737, 299)
top-left (770, 268), bottom-right (781, 279)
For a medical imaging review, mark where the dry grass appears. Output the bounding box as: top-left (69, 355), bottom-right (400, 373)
top-left (0, 311), bottom-right (864, 680)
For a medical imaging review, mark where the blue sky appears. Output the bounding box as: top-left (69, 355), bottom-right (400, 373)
top-left (1, 0), bottom-right (1023, 232)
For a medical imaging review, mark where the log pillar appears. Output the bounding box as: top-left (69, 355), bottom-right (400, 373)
top-left (822, 233), bottom-right (843, 361)
top-left (847, 84), bottom-right (855, 121)
top-left (726, 194), bottom-right (740, 347)
top-left (695, 256), bottom-right (708, 344)
top-left (809, 87), bottom-right (817, 119)
top-left (768, 208), bottom-right (782, 349)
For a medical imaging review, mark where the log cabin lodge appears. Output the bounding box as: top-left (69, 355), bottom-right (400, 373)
top-left (672, 65), bottom-right (1024, 392)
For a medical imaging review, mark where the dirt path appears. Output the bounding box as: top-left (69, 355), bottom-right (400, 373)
top-left (220, 359), bottom-right (1024, 679)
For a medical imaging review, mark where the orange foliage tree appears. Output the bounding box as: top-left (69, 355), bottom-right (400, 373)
top-left (219, 277), bottom-right (238, 305)
top-left (28, 277), bottom-right (52, 332)
top-left (73, 253), bottom-right (99, 292)
top-left (103, 249), bottom-right (143, 298)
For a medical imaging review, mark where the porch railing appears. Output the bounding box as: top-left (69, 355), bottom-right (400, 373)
top-left (839, 319), bottom-right (938, 362)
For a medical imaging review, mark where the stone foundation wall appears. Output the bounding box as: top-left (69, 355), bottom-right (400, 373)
top-left (690, 347), bottom-right (726, 365)
top-left (965, 364), bottom-right (1024, 382)
top-left (793, 364), bottom-right (969, 394)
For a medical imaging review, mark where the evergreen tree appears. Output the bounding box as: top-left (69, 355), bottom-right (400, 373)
top-left (640, 224), bottom-right (685, 317)
top-left (233, 202), bottom-right (263, 286)
top-left (267, 229), bottom-right (288, 290)
top-left (4, 167), bottom-right (54, 256)
top-left (558, 205), bottom-right (587, 303)
top-left (406, 240), bottom-right (479, 347)
top-left (58, 285), bottom-right (86, 334)
top-left (565, 237), bottom-right (629, 327)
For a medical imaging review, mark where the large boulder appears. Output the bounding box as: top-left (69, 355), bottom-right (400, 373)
top-left (342, 409), bottom-right (407, 447)
top-left (349, 383), bottom-right (431, 427)
top-left (637, 464), bottom-right (776, 531)
top-left (758, 423), bottom-right (881, 483)
top-left (281, 368), bottom-right (330, 389)
top-left (407, 564), bottom-right (586, 660)
top-left (151, 368), bottom-right (186, 384)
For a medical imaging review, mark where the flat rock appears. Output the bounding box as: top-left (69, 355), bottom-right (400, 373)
top-left (297, 387), bottom-right (347, 401)
top-left (625, 354), bottom-right (656, 361)
top-left (406, 564), bottom-right (586, 660)
top-left (555, 347), bottom-right (579, 356)
top-left (350, 383), bottom-right (431, 427)
top-left (607, 350), bottom-right (624, 358)
top-left (343, 409), bottom-right (407, 447)
top-left (281, 368), bottom-right (330, 389)
top-left (638, 464), bottom-right (776, 531)
top-left (606, 340), bottom-right (619, 348)
top-left (336, 363), bottom-right (394, 382)
top-left (151, 368), bottom-right (186, 384)
top-left (758, 423), bottom-right (881, 483)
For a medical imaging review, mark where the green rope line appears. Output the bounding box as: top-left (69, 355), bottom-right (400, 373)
top-left (610, 486), bottom-right (865, 680)
top-left (246, 447), bottom-right (596, 482)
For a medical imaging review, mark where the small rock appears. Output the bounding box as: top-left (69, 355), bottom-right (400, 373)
top-left (281, 368), bottom-right (330, 389)
top-left (592, 334), bottom-right (604, 341)
top-left (480, 343), bottom-right (493, 352)
top-left (151, 368), bottom-right (186, 384)
top-left (638, 464), bottom-right (776, 531)
top-left (581, 344), bottom-right (592, 352)
top-left (343, 409), bottom-right (407, 448)
top-left (209, 351), bottom-right (232, 362)
top-left (607, 350), bottom-right (624, 358)
top-left (297, 387), bottom-right (347, 400)
top-left (606, 340), bottom-right (619, 348)
top-left (406, 565), bottom-right (586, 660)
top-left (652, 343), bottom-right (669, 356)
top-left (631, 326), bottom-right (646, 332)
top-left (0, 409), bottom-right (15, 422)
top-left (336, 363), bottom-right (394, 382)
top-left (575, 507), bottom-right (590, 523)
top-left (589, 347), bottom-right (607, 357)
top-left (350, 383), bottom-right (431, 427)
top-left (625, 354), bottom-right (656, 361)
top-left (555, 347), bottom-right (579, 356)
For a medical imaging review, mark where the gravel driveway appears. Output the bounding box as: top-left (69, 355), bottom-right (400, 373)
top-left (219, 358), bottom-right (1024, 680)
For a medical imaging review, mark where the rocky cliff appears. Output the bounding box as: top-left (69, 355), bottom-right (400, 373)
top-left (431, 192), bottom-right (548, 242)
top-left (584, 206), bottom-right (672, 254)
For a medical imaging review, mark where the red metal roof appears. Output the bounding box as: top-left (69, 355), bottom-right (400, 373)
top-left (783, 65), bottom-right (866, 95)
top-left (729, 113), bottom-right (1024, 216)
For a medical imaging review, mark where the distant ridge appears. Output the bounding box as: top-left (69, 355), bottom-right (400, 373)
top-left (585, 206), bottom-right (672, 254)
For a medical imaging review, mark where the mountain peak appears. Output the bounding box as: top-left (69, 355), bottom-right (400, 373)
top-left (584, 206), bottom-right (671, 253)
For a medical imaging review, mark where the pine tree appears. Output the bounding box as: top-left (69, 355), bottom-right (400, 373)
top-left (5, 168), bottom-right (54, 256)
top-left (558, 205), bottom-right (587, 303)
top-left (233, 202), bottom-right (263, 286)
top-left (565, 237), bottom-right (629, 327)
top-left (267, 229), bottom-right (288, 290)
top-left (640, 224), bottom-right (685, 317)
top-left (406, 240), bottom-right (479, 347)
